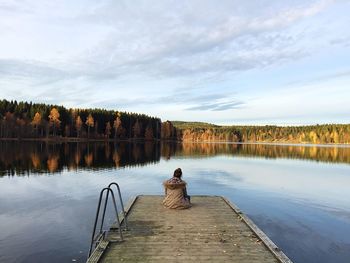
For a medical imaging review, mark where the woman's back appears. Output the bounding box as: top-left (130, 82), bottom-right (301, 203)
top-left (163, 172), bottom-right (191, 209)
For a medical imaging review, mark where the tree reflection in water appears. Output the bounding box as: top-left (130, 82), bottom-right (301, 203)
top-left (0, 141), bottom-right (349, 176)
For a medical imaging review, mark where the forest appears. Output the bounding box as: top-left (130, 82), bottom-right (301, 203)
top-left (173, 121), bottom-right (350, 144)
top-left (1, 99), bottom-right (349, 144)
top-left (0, 99), bottom-right (165, 140)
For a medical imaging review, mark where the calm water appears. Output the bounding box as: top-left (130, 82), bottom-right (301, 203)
top-left (0, 141), bottom-right (350, 263)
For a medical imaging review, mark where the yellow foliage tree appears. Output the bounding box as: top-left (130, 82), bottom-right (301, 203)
top-left (85, 114), bottom-right (94, 139)
top-left (48, 108), bottom-right (61, 136)
top-left (331, 131), bottom-right (339, 144)
top-left (31, 112), bottom-right (42, 136)
top-left (113, 112), bottom-right (122, 140)
top-left (309, 131), bottom-right (319, 144)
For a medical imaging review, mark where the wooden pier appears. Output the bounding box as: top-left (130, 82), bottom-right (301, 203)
top-left (88, 195), bottom-right (293, 263)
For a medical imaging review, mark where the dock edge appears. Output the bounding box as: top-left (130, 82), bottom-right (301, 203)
top-left (221, 196), bottom-right (293, 263)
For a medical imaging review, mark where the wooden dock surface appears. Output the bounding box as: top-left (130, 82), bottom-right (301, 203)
top-left (89, 195), bottom-right (292, 263)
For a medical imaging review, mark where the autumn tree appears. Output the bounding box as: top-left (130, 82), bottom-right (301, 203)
top-left (48, 108), bottom-right (61, 136)
top-left (31, 112), bottom-right (42, 137)
top-left (75, 116), bottom-right (83, 138)
top-left (85, 113), bottom-right (94, 139)
top-left (161, 121), bottom-right (176, 140)
top-left (309, 131), bottom-right (319, 144)
top-left (113, 112), bottom-right (122, 140)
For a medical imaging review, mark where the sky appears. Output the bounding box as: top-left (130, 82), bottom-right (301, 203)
top-left (0, 0), bottom-right (350, 125)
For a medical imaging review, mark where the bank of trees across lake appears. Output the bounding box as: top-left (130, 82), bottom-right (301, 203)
top-left (173, 122), bottom-right (350, 144)
top-left (0, 99), bottom-right (163, 140)
top-left (1, 99), bottom-right (349, 144)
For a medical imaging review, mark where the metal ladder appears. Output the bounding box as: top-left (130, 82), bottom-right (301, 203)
top-left (88, 182), bottom-right (128, 258)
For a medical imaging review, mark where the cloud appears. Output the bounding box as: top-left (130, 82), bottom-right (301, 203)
top-left (285, 70), bottom-right (350, 87)
top-left (186, 101), bottom-right (244, 111)
top-left (0, 59), bottom-right (73, 82)
top-left (78, 90), bottom-right (245, 113)
top-left (1, 0), bottom-right (349, 124)
top-left (330, 37), bottom-right (350, 47)
top-left (63, 0), bottom-right (334, 79)
top-left (0, 0), bottom-right (337, 82)
top-left (155, 93), bottom-right (225, 104)
top-left (154, 92), bottom-right (245, 112)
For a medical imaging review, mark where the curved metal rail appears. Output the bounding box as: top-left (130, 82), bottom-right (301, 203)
top-left (88, 183), bottom-right (126, 258)
top-left (100, 182), bottom-right (128, 232)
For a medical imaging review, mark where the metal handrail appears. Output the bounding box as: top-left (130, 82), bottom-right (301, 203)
top-left (88, 186), bottom-right (124, 258)
top-left (106, 182), bottom-right (128, 230)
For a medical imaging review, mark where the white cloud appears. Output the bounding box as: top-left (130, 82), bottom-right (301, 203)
top-left (0, 0), bottom-right (349, 124)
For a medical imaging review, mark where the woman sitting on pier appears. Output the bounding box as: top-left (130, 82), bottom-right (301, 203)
top-left (163, 168), bottom-right (191, 209)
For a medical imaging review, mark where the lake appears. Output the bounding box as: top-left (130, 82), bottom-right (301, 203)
top-left (0, 141), bottom-right (350, 263)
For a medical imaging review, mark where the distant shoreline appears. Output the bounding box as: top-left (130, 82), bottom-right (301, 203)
top-left (180, 140), bottom-right (350, 148)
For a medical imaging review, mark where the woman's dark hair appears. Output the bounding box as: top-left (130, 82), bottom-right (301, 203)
top-left (173, 168), bottom-right (182, 178)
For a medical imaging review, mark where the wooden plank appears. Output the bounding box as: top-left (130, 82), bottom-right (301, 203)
top-left (87, 240), bottom-right (109, 263)
top-left (221, 197), bottom-right (293, 263)
top-left (91, 195), bottom-right (293, 263)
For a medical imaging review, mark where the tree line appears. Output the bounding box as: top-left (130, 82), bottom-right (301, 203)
top-left (0, 99), bottom-right (164, 140)
top-left (1, 99), bottom-right (349, 144)
top-left (173, 121), bottom-right (350, 144)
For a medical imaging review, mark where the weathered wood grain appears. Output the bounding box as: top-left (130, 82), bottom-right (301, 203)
top-left (89, 195), bottom-right (292, 263)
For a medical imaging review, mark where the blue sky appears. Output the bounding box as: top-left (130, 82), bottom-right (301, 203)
top-left (0, 0), bottom-right (349, 125)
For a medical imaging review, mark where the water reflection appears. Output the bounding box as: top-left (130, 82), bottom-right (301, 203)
top-left (0, 141), bottom-right (161, 176)
top-left (1, 141), bottom-right (350, 175)
top-left (177, 142), bottom-right (350, 164)
top-left (1, 141), bottom-right (350, 263)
